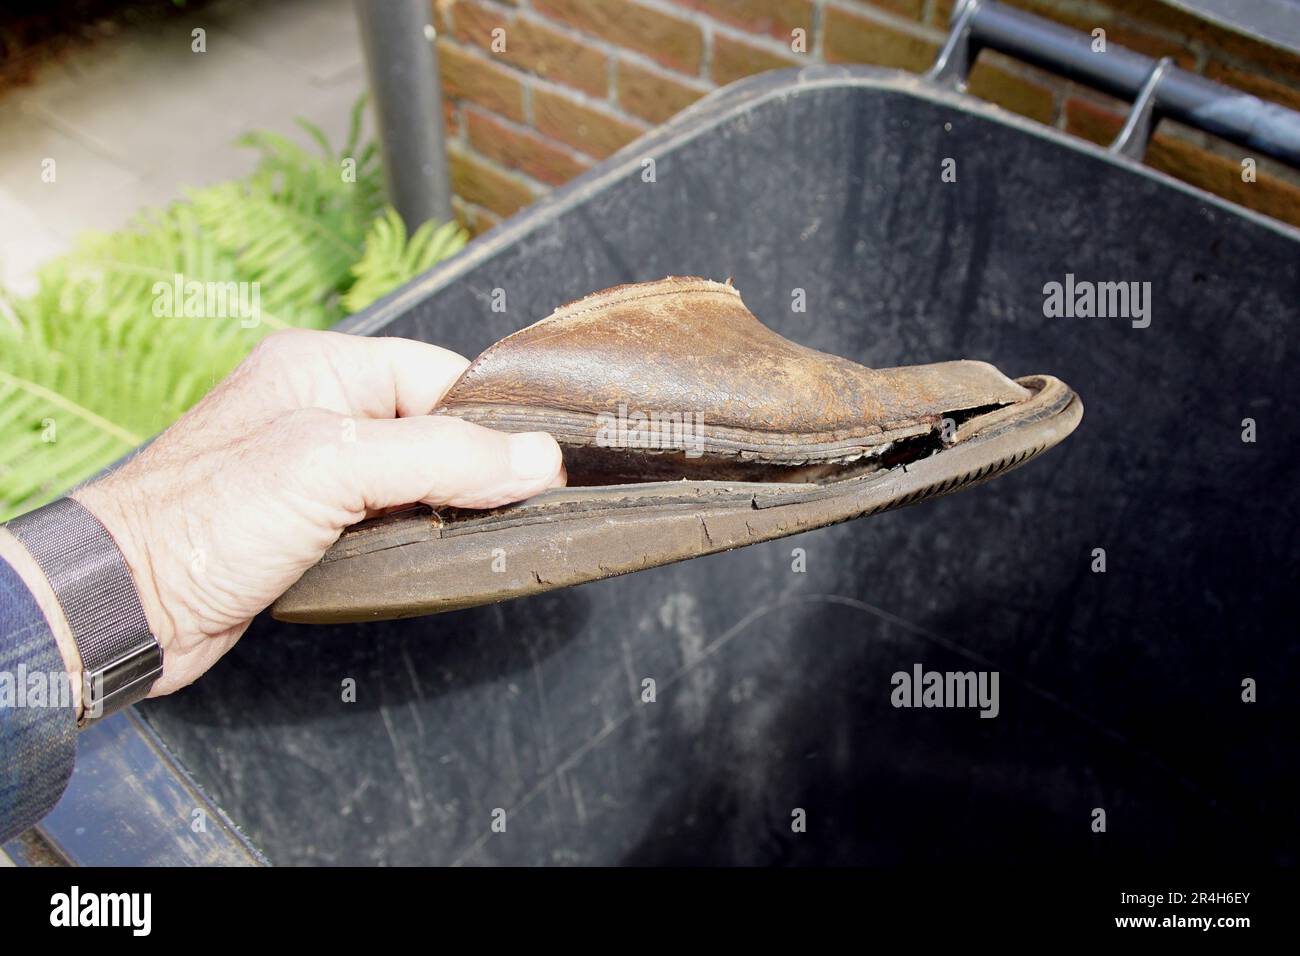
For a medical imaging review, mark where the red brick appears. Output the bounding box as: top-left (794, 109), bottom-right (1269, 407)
top-left (712, 33), bottom-right (800, 86)
top-left (534, 88), bottom-right (648, 158)
top-left (860, 0), bottom-right (924, 19)
top-left (467, 108), bottom-right (591, 185)
top-left (510, 19), bottom-right (609, 96)
top-left (669, 0), bottom-right (813, 41)
top-left (931, 0), bottom-right (955, 26)
top-left (446, 0), bottom-right (509, 42)
top-left (432, 0), bottom-right (451, 33)
top-left (1064, 98), bottom-right (1300, 228)
top-left (438, 41), bottom-right (526, 123)
top-left (616, 60), bottom-right (709, 123)
top-left (1064, 96), bottom-right (1129, 146)
top-left (966, 58), bottom-right (1056, 124)
top-left (533, 0), bottom-right (705, 75)
top-left (449, 1), bottom-right (609, 97)
top-left (823, 6), bottom-right (938, 72)
top-left (448, 147), bottom-right (539, 217)
top-left (1149, 138), bottom-right (1300, 230)
top-left (1203, 37), bottom-right (1300, 88)
top-left (1205, 60), bottom-right (1300, 114)
top-left (442, 99), bottom-right (460, 138)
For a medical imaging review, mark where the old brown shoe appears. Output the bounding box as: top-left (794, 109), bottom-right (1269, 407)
top-left (436, 276), bottom-right (1030, 470)
top-left (273, 277), bottom-right (1081, 623)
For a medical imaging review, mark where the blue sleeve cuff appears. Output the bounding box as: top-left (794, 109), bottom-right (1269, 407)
top-left (0, 554), bottom-right (77, 844)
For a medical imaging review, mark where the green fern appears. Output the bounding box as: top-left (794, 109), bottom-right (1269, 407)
top-left (0, 97), bottom-right (467, 520)
top-left (344, 209), bottom-right (468, 313)
top-left (0, 283), bottom-right (259, 516)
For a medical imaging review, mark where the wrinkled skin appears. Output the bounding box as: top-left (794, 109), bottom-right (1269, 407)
top-left (51, 329), bottom-right (566, 700)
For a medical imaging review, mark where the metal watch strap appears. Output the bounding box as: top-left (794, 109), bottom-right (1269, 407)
top-left (5, 497), bottom-right (162, 727)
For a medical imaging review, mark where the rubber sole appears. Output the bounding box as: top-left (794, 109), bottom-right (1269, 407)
top-left (272, 375), bottom-right (1081, 623)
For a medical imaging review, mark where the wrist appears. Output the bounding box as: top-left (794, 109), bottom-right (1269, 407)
top-left (71, 484), bottom-right (178, 681)
top-left (0, 527), bottom-right (84, 717)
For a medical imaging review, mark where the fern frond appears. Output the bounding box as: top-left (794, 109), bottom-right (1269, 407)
top-left (344, 93), bottom-right (368, 160)
top-left (0, 94), bottom-right (472, 520)
top-left (342, 209), bottom-right (468, 313)
top-left (0, 316), bottom-right (259, 517)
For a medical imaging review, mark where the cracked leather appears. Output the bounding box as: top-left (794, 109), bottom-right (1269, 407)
top-left (271, 278), bottom-right (1082, 622)
top-left (434, 276), bottom-right (1032, 460)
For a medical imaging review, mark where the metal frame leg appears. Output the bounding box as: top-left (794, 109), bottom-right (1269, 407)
top-left (354, 0), bottom-right (453, 229)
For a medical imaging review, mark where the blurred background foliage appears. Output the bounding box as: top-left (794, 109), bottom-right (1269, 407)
top-left (0, 97), bottom-right (467, 520)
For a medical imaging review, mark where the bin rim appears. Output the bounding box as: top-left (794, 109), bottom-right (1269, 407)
top-left (341, 64), bottom-right (1300, 338)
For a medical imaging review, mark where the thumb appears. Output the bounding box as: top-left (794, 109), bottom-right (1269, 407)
top-left (334, 414), bottom-right (566, 512)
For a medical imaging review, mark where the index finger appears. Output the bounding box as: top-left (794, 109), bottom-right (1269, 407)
top-left (224, 329), bottom-right (473, 422)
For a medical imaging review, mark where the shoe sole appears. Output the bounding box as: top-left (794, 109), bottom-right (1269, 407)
top-left (272, 375), bottom-right (1081, 623)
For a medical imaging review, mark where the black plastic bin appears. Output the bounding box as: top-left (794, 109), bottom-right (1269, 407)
top-left (22, 64), bottom-right (1300, 866)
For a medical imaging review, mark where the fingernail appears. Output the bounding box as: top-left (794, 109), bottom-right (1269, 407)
top-left (509, 433), bottom-right (561, 481)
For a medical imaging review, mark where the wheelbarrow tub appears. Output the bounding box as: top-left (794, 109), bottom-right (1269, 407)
top-left (125, 66), bottom-right (1300, 865)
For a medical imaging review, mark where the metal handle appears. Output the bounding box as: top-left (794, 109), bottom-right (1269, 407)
top-left (929, 0), bottom-right (1300, 167)
top-left (355, 0), bottom-right (454, 229)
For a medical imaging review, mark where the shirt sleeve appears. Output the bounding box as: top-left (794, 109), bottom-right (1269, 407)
top-left (0, 555), bottom-right (77, 844)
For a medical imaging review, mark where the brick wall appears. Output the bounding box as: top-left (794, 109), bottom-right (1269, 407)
top-left (433, 0), bottom-right (1300, 232)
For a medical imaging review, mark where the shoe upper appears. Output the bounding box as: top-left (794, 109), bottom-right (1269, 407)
top-left (437, 276), bottom-right (1030, 442)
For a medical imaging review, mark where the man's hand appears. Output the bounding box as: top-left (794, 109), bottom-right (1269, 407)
top-left (53, 329), bottom-right (566, 700)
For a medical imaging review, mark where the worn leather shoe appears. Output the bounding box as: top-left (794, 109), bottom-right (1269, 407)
top-left (272, 277), bottom-right (1081, 622)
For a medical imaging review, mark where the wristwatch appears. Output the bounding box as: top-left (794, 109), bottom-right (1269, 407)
top-left (5, 497), bottom-right (163, 727)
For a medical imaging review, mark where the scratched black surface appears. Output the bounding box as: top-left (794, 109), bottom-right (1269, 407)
top-left (140, 68), bottom-right (1298, 865)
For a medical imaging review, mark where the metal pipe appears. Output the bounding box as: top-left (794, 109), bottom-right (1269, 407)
top-left (937, 0), bottom-right (1300, 168)
top-left (354, 0), bottom-right (453, 229)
